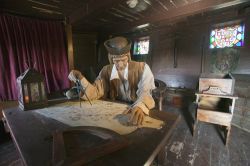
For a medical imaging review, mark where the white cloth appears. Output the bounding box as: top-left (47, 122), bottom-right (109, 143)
top-left (68, 71), bottom-right (77, 83)
top-left (69, 63), bottom-right (156, 115)
top-left (109, 63), bottom-right (155, 114)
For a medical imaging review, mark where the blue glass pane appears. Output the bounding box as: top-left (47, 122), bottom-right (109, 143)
top-left (238, 26), bottom-right (242, 32)
top-left (236, 42), bottom-right (242, 46)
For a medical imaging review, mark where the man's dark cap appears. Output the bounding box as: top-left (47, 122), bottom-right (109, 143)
top-left (104, 36), bottom-right (132, 55)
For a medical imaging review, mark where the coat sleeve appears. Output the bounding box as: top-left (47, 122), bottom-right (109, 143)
top-left (132, 64), bottom-right (155, 115)
top-left (79, 68), bottom-right (108, 100)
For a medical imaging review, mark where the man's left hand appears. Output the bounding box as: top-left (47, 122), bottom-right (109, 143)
top-left (123, 106), bottom-right (144, 125)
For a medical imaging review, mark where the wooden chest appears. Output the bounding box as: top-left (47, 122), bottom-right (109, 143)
top-left (199, 73), bottom-right (235, 95)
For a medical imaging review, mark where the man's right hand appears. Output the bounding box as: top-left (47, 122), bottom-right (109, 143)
top-left (123, 106), bottom-right (144, 125)
top-left (68, 70), bottom-right (84, 82)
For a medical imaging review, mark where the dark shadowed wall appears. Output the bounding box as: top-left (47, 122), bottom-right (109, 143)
top-left (147, 11), bottom-right (250, 89)
top-left (72, 33), bottom-right (98, 83)
top-left (72, 8), bottom-right (250, 90)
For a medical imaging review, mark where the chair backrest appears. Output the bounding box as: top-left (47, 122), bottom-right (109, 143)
top-left (152, 79), bottom-right (167, 111)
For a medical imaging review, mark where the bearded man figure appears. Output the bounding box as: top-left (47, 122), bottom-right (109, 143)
top-left (68, 36), bottom-right (155, 125)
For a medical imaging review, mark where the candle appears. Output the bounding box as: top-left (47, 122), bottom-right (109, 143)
top-left (24, 96), bottom-right (29, 103)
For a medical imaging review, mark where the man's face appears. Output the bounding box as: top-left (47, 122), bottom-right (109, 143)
top-left (112, 55), bottom-right (128, 72)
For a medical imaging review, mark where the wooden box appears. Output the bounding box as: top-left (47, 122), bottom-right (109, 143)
top-left (199, 73), bottom-right (235, 95)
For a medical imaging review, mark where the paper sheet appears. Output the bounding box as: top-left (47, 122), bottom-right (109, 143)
top-left (35, 100), bottom-right (164, 135)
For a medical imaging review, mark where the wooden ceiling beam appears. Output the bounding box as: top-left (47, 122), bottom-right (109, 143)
top-left (110, 0), bottom-right (250, 34)
top-left (69, 0), bottom-right (126, 24)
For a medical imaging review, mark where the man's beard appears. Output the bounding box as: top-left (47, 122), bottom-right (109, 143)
top-left (115, 63), bottom-right (127, 71)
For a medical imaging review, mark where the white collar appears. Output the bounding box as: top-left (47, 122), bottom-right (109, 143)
top-left (110, 63), bottom-right (128, 81)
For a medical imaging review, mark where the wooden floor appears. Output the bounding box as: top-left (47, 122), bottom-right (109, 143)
top-left (164, 103), bottom-right (250, 166)
top-left (164, 117), bottom-right (250, 166)
top-left (0, 104), bottom-right (249, 166)
top-left (0, 123), bottom-right (23, 166)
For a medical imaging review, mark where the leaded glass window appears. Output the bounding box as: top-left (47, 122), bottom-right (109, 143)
top-left (210, 24), bottom-right (245, 49)
top-left (133, 36), bottom-right (150, 55)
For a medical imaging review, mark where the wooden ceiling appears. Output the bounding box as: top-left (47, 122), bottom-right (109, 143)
top-left (1, 0), bottom-right (250, 33)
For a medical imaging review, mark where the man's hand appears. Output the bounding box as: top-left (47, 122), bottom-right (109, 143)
top-left (123, 106), bottom-right (144, 125)
top-left (68, 70), bottom-right (84, 82)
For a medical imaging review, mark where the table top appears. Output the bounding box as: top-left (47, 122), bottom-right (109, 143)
top-left (3, 100), bottom-right (180, 166)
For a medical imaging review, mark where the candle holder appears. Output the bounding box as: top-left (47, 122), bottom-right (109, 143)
top-left (17, 68), bottom-right (48, 111)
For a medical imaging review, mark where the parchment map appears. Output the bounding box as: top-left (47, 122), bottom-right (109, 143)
top-left (35, 100), bottom-right (164, 135)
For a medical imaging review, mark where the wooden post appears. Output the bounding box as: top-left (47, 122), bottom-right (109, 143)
top-left (65, 20), bottom-right (74, 87)
top-left (65, 22), bottom-right (74, 71)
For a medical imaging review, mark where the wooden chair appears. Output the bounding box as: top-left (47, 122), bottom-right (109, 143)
top-left (152, 79), bottom-right (167, 111)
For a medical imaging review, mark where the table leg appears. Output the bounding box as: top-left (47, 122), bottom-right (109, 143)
top-left (193, 106), bottom-right (198, 136)
top-left (158, 96), bottom-right (163, 111)
top-left (225, 125), bottom-right (231, 146)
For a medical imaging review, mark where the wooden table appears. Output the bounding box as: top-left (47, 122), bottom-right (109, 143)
top-left (3, 100), bottom-right (180, 166)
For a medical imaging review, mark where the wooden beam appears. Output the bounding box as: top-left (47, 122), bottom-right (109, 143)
top-left (111, 0), bottom-right (250, 33)
top-left (69, 0), bottom-right (126, 24)
top-left (65, 23), bottom-right (74, 71)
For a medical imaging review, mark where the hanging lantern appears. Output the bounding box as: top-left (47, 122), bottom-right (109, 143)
top-left (17, 68), bottom-right (48, 111)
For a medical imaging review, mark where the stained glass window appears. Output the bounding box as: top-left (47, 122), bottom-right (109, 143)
top-left (210, 24), bottom-right (245, 49)
top-left (133, 37), bottom-right (150, 55)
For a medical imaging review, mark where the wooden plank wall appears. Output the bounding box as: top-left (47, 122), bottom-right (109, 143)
top-left (122, 10), bottom-right (250, 90)
top-left (72, 33), bottom-right (98, 83)
top-left (232, 74), bottom-right (250, 132)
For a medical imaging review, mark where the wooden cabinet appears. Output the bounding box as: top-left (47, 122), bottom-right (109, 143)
top-left (193, 93), bottom-right (238, 146)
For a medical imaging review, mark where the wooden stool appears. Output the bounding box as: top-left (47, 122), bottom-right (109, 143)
top-left (193, 93), bottom-right (238, 146)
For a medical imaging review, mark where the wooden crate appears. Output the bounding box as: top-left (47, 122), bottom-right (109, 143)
top-left (199, 73), bottom-right (235, 95)
top-left (197, 108), bottom-right (232, 126)
top-left (194, 93), bottom-right (238, 146)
